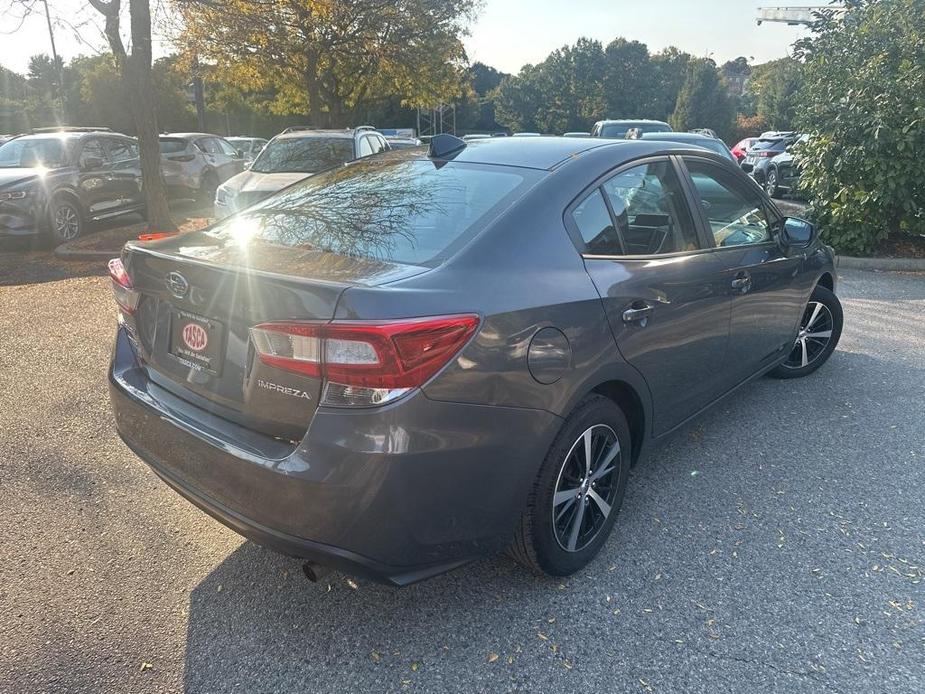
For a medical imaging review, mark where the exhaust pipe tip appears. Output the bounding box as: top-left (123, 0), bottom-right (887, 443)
top-left (302, 561), bottom-right (333, 583)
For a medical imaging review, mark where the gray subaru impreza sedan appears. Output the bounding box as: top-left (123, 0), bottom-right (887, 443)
top-left (108, 135), bottom-right (842, 585)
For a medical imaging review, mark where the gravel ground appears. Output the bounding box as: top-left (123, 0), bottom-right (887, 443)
top-left (0, 252), bottom-right (922, 694)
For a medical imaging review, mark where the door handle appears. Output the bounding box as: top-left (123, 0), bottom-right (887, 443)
top-left (731, 271), bottom-right (752, 292)
top-left (622, 302), bottom-right (654, 324)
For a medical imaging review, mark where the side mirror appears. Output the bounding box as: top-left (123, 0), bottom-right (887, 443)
top-left (236, 149), bottom-right (245, 158)
top-left (781, 217), bottom-right (815, 248)
top-left (740, 162), bottom-right (754, 173)
top-left (81, 156), bottom-right (104, 170)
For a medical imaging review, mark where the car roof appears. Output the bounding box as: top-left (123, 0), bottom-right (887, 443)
top-left (595, 119), bottom-right (670, 125)
top-left (274, 129), bottom-right (357, 141)
top-left (429, 135), bottom-right (701, 171)
top-left (162, 133), bottom-right (226, 140)
top-left (640, 132), bottom-right (716, 143)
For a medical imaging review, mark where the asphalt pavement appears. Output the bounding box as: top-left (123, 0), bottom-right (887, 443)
top-left (0, 252), bottom-right (922, 694)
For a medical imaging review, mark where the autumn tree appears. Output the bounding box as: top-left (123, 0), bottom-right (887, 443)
top-left (87, 0), bottom-right (174, 231)
top-left (173, 0), bottom-right (477, 127)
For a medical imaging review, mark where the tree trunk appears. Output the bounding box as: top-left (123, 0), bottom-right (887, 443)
top-left (127, 0), bottom-right (174, 231)
top-left (87, 0), bottom-right (175, 231)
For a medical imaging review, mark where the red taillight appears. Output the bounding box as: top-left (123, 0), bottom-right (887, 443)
top-left (108, 257), bottom-right (140, 314)
top-left (250, 315), bottom-right (480, 407)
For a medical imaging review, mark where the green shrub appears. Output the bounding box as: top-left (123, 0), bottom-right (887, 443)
top-left (795, 0), bottom-right (925, 256)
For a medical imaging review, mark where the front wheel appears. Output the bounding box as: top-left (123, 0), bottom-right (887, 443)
top-left (508, 395), bottom-right (631, 576)
top-left (770, 285), bottom-right (843, 379)
top-left (47, 196), bottom-right (84, 244)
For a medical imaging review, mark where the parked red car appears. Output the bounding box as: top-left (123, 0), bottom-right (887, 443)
top-left (731, 137), bottom-right (758, 163)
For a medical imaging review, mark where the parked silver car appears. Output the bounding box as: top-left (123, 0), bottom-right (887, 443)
top-left (159, 133), bottom-right (245, 201)
top-left (214, 127), bottom-right (389, 219)
top-left (225, 136), bottom-right (268, 164)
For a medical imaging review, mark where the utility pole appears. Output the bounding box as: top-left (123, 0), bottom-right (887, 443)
top-left (39, 0), bottom-right (66, 118)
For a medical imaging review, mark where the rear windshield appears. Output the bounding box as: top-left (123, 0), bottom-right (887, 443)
top-left (601, 122), bottom-right (671, 138)
top-left (159, 138), bottom-right (188, 154)
top-left (205, 157), bottom-right (540, 265)
top-left (0, 137), bottom-right (72, 168)
top-left (250, 137), bottom-right (355, 174)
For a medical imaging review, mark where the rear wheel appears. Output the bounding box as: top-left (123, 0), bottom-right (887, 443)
top-left (46, 196), bottom-right (84, 244)
top-left (765, 168), bottom-right (780, 198)
top-left (770, 285), bottom-right (843, 379)
top-left (509, 395), bottom-right (631, 576)
top-left (196, 171), bottom-right (219, 204)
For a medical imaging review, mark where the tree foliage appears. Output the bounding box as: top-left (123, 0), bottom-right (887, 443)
top-left (745, 57), bottom-right (804, 130)
top-left (492, 38), bottom-right (694, 134)
top-left (173, 0), bottom-right (476, 127)
top-left (795, 0), bottom-right (925, 254)
top-left (669, 59), bottom-right (735, 139)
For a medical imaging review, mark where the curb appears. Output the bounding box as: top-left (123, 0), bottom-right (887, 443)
top-left (837, 256), bottom-right (925, 273)
top-left (53, 242), bottom-right (124, 262)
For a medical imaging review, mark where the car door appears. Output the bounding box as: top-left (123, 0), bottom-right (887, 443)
top-left (76, 137), bottom-right (118, 218)
top-left (215, 137), bottom-right (245, 179)
top-left (681, 156), bottom-right (806, 382)
top-left (104, 137), bottom-right (143, 211)
top-left (195, 137), bottom-right (225, 180)
top-left (571, 156), bottom-right (734, 436)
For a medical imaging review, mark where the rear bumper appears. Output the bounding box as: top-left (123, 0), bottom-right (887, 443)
top-left (109, 327), bottom-right (560, 585)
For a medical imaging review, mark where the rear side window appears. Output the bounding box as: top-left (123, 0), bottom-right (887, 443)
top-left (196, 138), bottom-right (222, 155)
top-left (108, 139), bottom-right (137, 162)
top-left (216, 138), bottom-right (239, 157)
top-left (601, 161), bottom-right (699, 255)
top-left (159, 138), bottom-right (187, 154)
top-left (572, 190), bottom-right (621, 255)
top-left (205, 160), bottom-right (540, 265)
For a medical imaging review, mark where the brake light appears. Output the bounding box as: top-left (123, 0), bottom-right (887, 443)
top-left (108, 258), bottom-right (140, 314)
top-left (250, 315), bottom-right (480, 407)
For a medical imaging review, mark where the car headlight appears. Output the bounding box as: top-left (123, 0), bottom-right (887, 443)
top-left (215, 185), bottom-right (236, 205)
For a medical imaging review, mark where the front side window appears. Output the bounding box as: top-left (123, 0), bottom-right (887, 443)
top-left (685, 160), bottom-right (774, 248)
top-left (250, 137), bottom-right (355, 174)
top-left (601, 160), bottom-right (699, 255)
top-left (79, 139), bottom-right (108, 168)
top-left (108, 139), bottom-right (136, 163)
top-left (204, 159), bottom-right (540, 265)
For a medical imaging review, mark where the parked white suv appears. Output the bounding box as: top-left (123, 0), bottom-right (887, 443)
top-left (214, 127), bottom-right (389, 219)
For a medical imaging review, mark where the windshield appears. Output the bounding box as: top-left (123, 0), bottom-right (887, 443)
top-left (0, 137), bottom-right (72, 168)
top-left (601, 122), bottom-right (671, 138)
top-left (206, 156), bottom-right (541, 265)
top-left (251, 137), bottom-right (355, 174)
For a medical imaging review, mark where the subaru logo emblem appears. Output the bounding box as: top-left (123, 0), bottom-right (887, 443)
top-left (166, 271), bottom-right (189, 299)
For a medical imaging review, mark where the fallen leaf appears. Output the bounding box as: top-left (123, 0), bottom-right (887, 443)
top-left (140, 662), bottom-right (152, 672)
top-left (346, 578), bottom-right (359, 590)
top-left (371, 651), bottom-right (381, 663)
top-left (410, 661), bottom-right (420, 672)
top-left (487, 653), bottom-right (499, 663)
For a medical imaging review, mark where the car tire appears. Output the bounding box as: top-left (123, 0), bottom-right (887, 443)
top-left (196, 171), bottom-right (219, 204)
top-left (509, 394), bottom-right (631, 577)
top-left (765, 168), bottom-right (780, 198)
top-left (46, 195), bottom-right (84, 245)
top-left (770, 285), bottom-right (843, 379)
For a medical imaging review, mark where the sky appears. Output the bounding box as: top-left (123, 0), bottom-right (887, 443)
top-left (0, 0), bottom-right (811, 76)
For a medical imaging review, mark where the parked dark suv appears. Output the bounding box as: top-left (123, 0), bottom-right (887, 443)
top-left (0, 128), bottom-right (144, 244)
top-left (109, 136), bottom-right (841, 585)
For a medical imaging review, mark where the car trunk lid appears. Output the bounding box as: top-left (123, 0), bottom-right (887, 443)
top-left (120, 234), bottom-right (428, 440)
